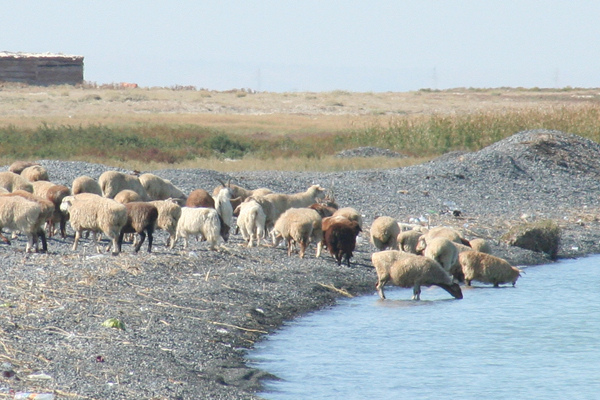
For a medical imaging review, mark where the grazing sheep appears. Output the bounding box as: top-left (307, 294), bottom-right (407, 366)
top-left (397, 230), bottom-right (422, 254)
top-left (0, 172), bottom-right (33, 193)
top-left (60, 194), bottom-right (128, 255)
top-left (236, 199), bottom-right (266, 247)
top-left (21, 165), bottom-right (49, 182)
top-left (98, 171), bottom-right (150, 201)
top-left (175, 207), bottom-right (222, 250)
top-left (416, 236), bottom-right (459, 273)
top-left (149, 199), bottom-right (182, 249)
top-left (213, 187), bottom-right (234, 242)
top-left (118, 202), bottom-right (159, 253)
top-left (470, 238), bottom-right (492, 254)
top-left (263, 184), bottom-right (326, 223)
top-left (71, 175), bottom-right (102, 196)
top-left (373, 251), bottom-right (463, 300)
top-left (9, 161), bottom-right (39, 174)
top-left (139, 173), bottom-right (187, 204)
top-left (459, 251), bottom-right (522, 287)
top-left (332, 207), bottom-right (363, 229)
top-left (423, 226), bottom-right (469, 246)
top-left (114, 189), bottom-right (142, 204)
top-left (186, 189), bottom-right (215, 208)
top-left (0, 195), bottom-right (44, 252)
top-left (45, 184), bottom-right (71, 238)
top-left (272, 208), bottom-right (316, 258)
top-left (2, 191), bottom-right (54, 252)
top-left (370, 216), bottom-right (400, 251)
top-left (324, 218), bottom-right (361, 267)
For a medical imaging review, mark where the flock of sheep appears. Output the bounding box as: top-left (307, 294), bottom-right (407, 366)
top-left (0, 161), bottom-right (522, 301)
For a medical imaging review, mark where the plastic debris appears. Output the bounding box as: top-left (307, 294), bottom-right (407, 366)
top-left (14, 393), bottom-right (54, 400)
top-left (102, 318), bottom-right (125, 330)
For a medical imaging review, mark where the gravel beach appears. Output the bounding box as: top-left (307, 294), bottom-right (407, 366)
top-left (1, 129), bottom-right (600, 399)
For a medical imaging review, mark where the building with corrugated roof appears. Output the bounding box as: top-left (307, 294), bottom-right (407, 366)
top-left (0, 52), bottom-right (84, 85)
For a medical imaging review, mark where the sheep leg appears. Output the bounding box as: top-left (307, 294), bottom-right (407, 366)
top-left (412, 285), bottom-right (422, 301)
top-left (72, 230), bottom-right (82, 251)
top-left (299, 241), bottom-right (307, 259)
top-left (110, 236), bottom-right (120, 255)
top-left (376, 278), bottom-right (387, 300)
top-left (286, 239), bottom-right (293, 256)
top-left (37, 229), bottom-right (47, 253)
top-left (316, 241), bottom-right (322, 258)
top-left (134, 231), bottom-right (146, 253)
top-left (60, 216), bottom-right (67, 238)
top-left (25, 234), bottom-right (35, 253)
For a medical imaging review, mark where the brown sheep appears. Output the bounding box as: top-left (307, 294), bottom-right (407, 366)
top-left (324, 218), bottom-right (361, 267)
top-left (118, 202), bottom-right (159, 253)
top-left (186, 189), bottom-right (215, 208)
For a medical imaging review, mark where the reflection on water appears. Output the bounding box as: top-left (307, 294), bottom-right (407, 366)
top-left (248, 255), bottom-right (600, 400)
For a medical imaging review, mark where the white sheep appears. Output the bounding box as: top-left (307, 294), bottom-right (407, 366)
top-left (8, 161), bottom-right (39, 174)
top-left (458, 251), bottom-right (522, 287)
top-left (175, 207), bottom-right (222, 251)
top-left (0, 195), bottom-right (44, 252)
top-left (422, 226), bottom-right (468, 245)
top-left (71, 175), bottom-right (103, 196)
top-left (416, 236), bottom-right (459, 273)
top-left (98, 171), bottom-right (150, 201)
top-left (332, 207), bottom-right (363, 229)
top-left (272, 208), bottom-right (316, 258)
top-left (139, 173), bottom-right (187, 204)
top-left (290, 207), bottom-right (323, 258)
top-left (397, 230), bottom-right (422, 254)
top-left (21, 165), bottom-right (49, 182)
top-left (60, 194), bottom-right (128, 255)
top-left (5, 190), bottom-right (55, 252)
top-left (114, 189), bottom-right (142, 204)
top-left (469, 238), bottom-right (492, 254)
top-left (0, 172), bottom-right (33, 193)
top-left (372, 251), bottom-right (463, 300)
top-left (213, 187), bottom-right (234, 242)
top-left (149, 199), bottom-right (182, 249)
top-left (262, 185), bottom-right (326, 223)
top-left (370, 216), bottom-right (400, 251)
top-left (236, 198), bottom-right (266, 247)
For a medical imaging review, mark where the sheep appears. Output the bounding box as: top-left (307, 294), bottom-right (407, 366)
top-left (291, 207), bottom-right (324, 258)
top-left (149, 199), bottom-right (182, 249)
top-left (139, 173), bottom-right (187, 205)
top-left (308, 203), bottom-right (338, 218)
top-left (71, 175), bottom-right (102, 196)
top-left (1, 191), bottom-right (54, 252)
top-left (459, 251), bottom-right (522, 287)
top-left (98, 171), bottom-right (150, 201)
top-left (370, 216), bottom-right (400, 251)
top-left (323, 217), bottom-right (361, 267)
top-left (45, 184), bottom-right (71, 238)
top-left (422, 226), bottom-right (469, 246)
top-left (236, 198), bottom-right (266, 247)
top-left (31, 180), bottom-right (56, 198)
top-left (118, 202), bottom-right (158, 253)
top-left (332, 207), bottom-right (363, 229)
top-left (0, 195), bottom-right (44, 252)
top-left (241, 195), bottom-right (277, 236)
top-left (60, 194), bottom-right (128, 255)
top-left (175, 207), bottom-right (222, 250)
top-left (262, 184), bottom-right (326, 222)
top-left (372, 251), bottom-right (463, 300)
top-left (186, 189), bottom-right (215, 208)
top-left (114, 189), bottom-right (142, 204)
top-left (272, 208), bottom-right (316, 258)
top-left (416, 236), bottom-right (459, 273)
top-left (9, 161), bottom-right (39, 174)
top-left (470, 238), bottom-right (492, 254)
top-left (213, 187), bottom-right (234, 242)
top-left (0, 172), bottom-right (33, 193)
top-left (397, 230), bottom-right (422, 254)
top-left (21, 165), bottom-right (49, 182)
top-left (212, 182), bottom-right (272, 203)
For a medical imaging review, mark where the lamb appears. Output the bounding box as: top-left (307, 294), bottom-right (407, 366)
top-left (370, 216), bottom-right (400, 251)
top-left (71, 175), bottom-right (102, 196)
top-left (458, 251), bottom-right (522, 287)
top-left (332, 207), bottom-right (363, 229)
top-left (323, 217), bottom-right (361, 267)
top-left (1, 191), bottom-right (54, 252)
top-left (21, 165), bottom-right (49, 182)
top-left (175, 207), bottom-right (222, 250)
top-left (114, 189), bottom-right (142, 204)
top-left (139, 173), bottom-right (187, 205)
top-left (60, 194), bottom-right (128, 255)
top-left (213, 187), bottom-right (234, 242)
top-left (416, 236), bottom-right (459, 272)
top-left (272, 208), bottom-right (317, 258)
top-left (9, 161), bottom-right (39, 174)
top-left (397, 229), bottom-right (422, 254)
top-left (0, 172), bottom-right (33, 193)
top-left (0, 195), bottom-right (44, 252)
top-left (98, 171), bottom-right (150, 201)
top-left (149, 199), bottom-right (182, 249)
top-left (469, 238), bottom-right (492, 254)
top-left (186, 189), bottom-right (215, 208)
top-left (118, 202), bottom-right (158, 253)
top-left (236, 198), bottom-right (266, 247)
top-left (372, 251), bottom-right (463, 300)
top-left (262, 184), bottom-right (326, 223)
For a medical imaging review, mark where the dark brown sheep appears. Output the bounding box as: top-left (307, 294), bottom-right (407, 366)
top-left (323, 218), bottom-right (361, 267)
top-left (118, 202), bottom-right (159, 253)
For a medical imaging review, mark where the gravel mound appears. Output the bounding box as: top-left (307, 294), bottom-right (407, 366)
top-left (1, 129), bottom-right (600, 399)
top-left (335, 146), bottom-right (405, 158)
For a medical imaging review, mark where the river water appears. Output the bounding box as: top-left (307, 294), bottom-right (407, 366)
top-left (248, 255), bottom-right (600, 400)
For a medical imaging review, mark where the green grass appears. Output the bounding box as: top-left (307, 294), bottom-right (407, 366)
top-left (2, 104), bottom-right (600, 169)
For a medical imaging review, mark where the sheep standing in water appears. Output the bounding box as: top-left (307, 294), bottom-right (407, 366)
top-left (459, 251), bottom-right (522, 287)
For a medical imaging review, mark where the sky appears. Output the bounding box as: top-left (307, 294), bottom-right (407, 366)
top-left (2, 1), bottom-right (600, 92)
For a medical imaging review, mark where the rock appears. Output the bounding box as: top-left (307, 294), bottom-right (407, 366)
top-left (335, 147), bottom-right (405, 158)
top-left (501, 220), bottom-right (561, 260)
